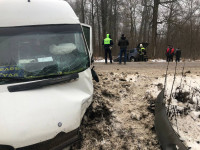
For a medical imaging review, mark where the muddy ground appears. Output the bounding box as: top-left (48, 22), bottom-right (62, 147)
top-left (71, 61), bottom-right (200, 150)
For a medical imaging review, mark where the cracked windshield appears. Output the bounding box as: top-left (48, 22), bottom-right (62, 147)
top-left (0, 25), bottom-right (89, 84)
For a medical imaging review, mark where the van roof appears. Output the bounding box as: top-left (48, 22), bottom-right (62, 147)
top-left (0, 0), bottom-right (80, 27)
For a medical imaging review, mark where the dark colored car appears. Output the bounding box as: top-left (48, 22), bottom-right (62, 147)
top-left (114, 43), bottom-right (149, 62)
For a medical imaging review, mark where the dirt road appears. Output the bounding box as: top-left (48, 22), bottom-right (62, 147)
top-left (95, 61), bottom-right (200, 75)
top-left (71, 61), bottom-right (200, 150)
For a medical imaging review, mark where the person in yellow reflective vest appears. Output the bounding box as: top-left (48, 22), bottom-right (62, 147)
top-left (102, 34), bottom-right (113, 64)
top-left (139, 44), bottom-right (145, 61)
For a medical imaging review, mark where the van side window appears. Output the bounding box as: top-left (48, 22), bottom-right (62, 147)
top-left (82, 26), bottom-right (90, 50)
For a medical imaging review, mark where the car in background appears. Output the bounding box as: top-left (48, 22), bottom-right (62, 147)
top-left (114, 43), bottom-right (149, 62)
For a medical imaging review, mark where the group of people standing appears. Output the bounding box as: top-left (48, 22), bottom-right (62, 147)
top-left (102, 34), bottom-right (181, 64)
top-left (166, 45), bottom-right (181, 62)
top-left (102, 33), bottom-right (129, 64)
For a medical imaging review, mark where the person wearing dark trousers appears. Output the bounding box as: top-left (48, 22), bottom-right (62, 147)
top-left (139, 44), bottom-right (145, 61)
top-left (166, 45), bottom-right (174, 62)
top-left (102, 34), bottom-right (113, 64)
top-left (175, 48), bottom-right (181, 62)
top-left (170, 46), bottom-right (175, 62)
top-left (166, 45), bottom-right (171, 62)
top-left (118, 34), bottom-right (129, 64)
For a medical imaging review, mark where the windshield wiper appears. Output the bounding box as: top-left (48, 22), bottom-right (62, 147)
top-left (0, 77), bottom-right (27, 81)
top-left (7, 73), bottom-right (79, 92)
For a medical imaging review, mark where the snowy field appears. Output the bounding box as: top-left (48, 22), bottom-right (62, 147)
top-left (148, 75), bottom-right (200, 150)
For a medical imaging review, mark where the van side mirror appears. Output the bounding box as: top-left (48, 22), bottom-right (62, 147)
top-left (91, 66), bottom-right (99, 82)
top-left (81, 24), bottom-right (93, 58)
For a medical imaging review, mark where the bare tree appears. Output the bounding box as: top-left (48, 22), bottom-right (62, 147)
top-left (151, 0), bottom-right (177, 58)
top-left (67, 0), bottom-right (200, 59)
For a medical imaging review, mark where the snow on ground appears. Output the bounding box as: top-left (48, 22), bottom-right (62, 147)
top-left (187, 59), bottom-right (200, 62)
top-left (68, 62), bottom-right (200, 150)
top-left (94, 58), bottom-right (200, 63)
top-left (94, 58), bottom-right (167, 63)
top-left (94, 57), bottom-right (105, 63)
top-left (94, 59), bottom-right (105, 63)
top-left (149, 59), bottom-right (166, 63)
top-left (147, 75), bottom-right (200, 150)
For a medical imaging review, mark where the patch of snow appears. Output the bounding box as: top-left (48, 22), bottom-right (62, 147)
top-left (150, 59), bottom-right (166, 63)
top-left (126, 74), bottom-right (138, 82)
top-left (191, 111), bottom-right (200, 119)
top-left (147, 75), bottom-right (200, 150)
top-left (94, 59), bottom-right (105, 63)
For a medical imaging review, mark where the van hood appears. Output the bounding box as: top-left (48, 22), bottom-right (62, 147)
top-left (0, 69), bottom-right (93, 148)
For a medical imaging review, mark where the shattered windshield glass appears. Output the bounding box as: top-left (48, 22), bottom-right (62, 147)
top-left (0, 25), bottom-right (89, 85)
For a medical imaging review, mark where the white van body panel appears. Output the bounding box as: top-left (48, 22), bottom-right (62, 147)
top-left (0, 0), bottom-right (94, 148)
top-left (0, 69), bottom-right (93, 148)
top-left (0, 0), bottom-right (79, 27)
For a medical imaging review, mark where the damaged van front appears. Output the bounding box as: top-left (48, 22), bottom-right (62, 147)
top-left (0, 0), bottom-right (94, 149)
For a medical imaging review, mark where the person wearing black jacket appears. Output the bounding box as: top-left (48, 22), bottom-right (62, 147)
top-left (118, 34), bottom-right (129, 64)
top-left (175, 48), bottom-right (181, 62)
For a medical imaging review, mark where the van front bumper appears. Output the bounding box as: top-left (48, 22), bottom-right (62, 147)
top-left (0, 128), bottom-right (80, 150)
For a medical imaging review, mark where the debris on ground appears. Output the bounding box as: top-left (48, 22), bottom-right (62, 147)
top-left (72, 72), bottom-right (160, 150)
top-left (69, 62), bottom-right (200, 150)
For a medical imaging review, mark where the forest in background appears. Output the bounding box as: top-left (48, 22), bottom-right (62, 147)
top-left (66, 0), bottom-right (200, 59)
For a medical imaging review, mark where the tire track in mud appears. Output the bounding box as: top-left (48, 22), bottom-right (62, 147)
top-left (71, 71), bottom-right (160, 150)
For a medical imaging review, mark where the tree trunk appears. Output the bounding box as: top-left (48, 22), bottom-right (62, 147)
top-left (91, 0), bottom-right (96, 55)
top-left (95, 0), bottom-right (102, 56)
top-left (139, 0), bottom-right (148, 42)
top-left (81, 0), bottom-right (85, 23)
top-left (108, 0), bottom-right (113, 33)
top-left (113, 0), bottom-right (118, 55)
top-left (152, 0), bottom-right (159, 58)
top-left (166, 4), bottom-right (173, 45)
top-left (101, 0), bottom-right (108, 39)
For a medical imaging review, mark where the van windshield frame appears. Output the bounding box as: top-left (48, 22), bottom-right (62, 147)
top-left (0, 24), bottom-right (90, 85)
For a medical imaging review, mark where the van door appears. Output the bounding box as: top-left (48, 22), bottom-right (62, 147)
top-left (81, 24), bottom-right (93, 57)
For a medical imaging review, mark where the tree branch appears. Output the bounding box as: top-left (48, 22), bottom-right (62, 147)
top-left (141, 4), bottom-right (154, 8)
top-left (159, 0), bottom-right (177, 4)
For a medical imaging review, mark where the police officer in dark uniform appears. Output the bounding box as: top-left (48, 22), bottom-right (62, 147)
top-left (102, 34), bottom-right (113, 64)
